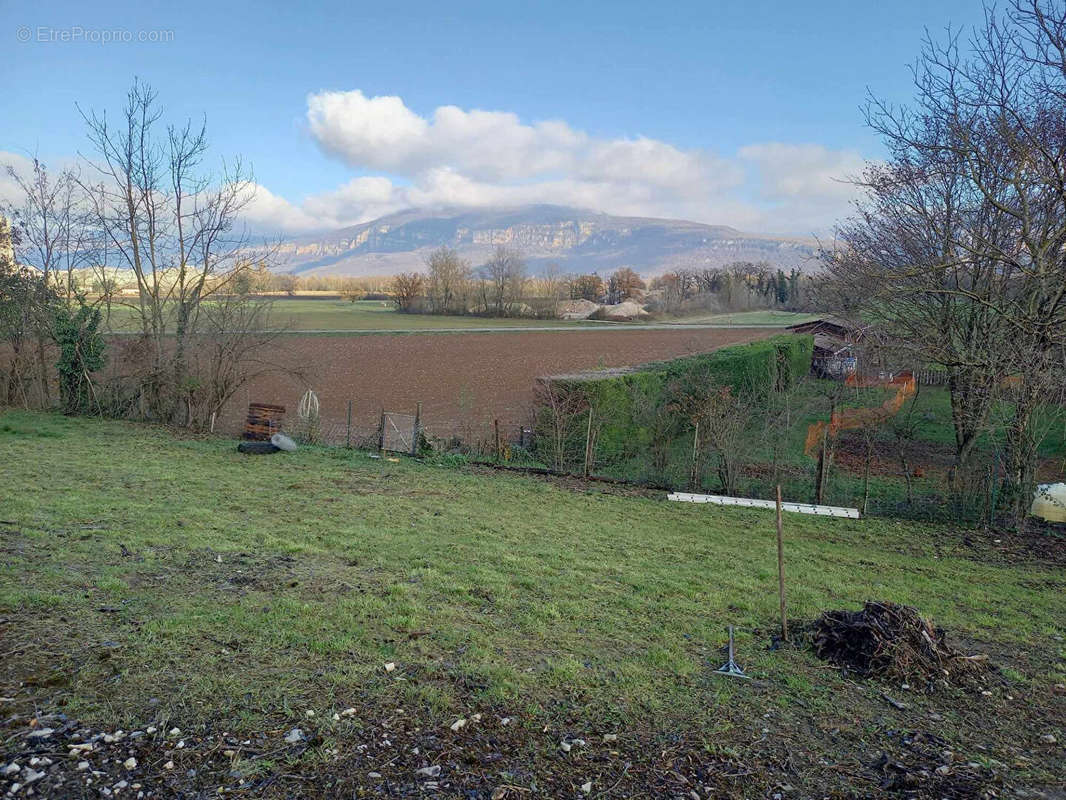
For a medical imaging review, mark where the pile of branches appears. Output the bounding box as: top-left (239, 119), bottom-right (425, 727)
top-left (811, 601), bottom-right (991, 689)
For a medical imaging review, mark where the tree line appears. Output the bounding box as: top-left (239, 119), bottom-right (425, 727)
top-left (389, 245), bottom-right (808, 318)
top-left (389, 246), bottom-right (650, 317)
top-left (648, 263), bottom-right (809, 314)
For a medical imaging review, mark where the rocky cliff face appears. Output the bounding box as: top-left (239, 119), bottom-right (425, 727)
top-left (276, 205), bottom-right (818, 276)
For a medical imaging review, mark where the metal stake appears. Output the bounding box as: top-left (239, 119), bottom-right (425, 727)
top-left (715, 625), bottom-right (750, 679)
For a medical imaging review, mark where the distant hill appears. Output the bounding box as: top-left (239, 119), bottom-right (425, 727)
top-left (276, 205), bottom-right (819, 277)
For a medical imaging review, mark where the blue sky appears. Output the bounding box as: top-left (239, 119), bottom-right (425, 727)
top-left (2, 0), bottom-right (988, 236)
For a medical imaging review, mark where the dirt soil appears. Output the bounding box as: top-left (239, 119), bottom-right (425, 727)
top-left (2, 687), bottom-right (1058, 800)
top-left (217, 328), bottom-right (774, 443)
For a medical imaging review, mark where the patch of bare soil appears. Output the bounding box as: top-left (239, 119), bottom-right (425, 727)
top-left (870, 729), bottom-right (1004, 797)
top-left (833, 434), bottom-right (956, 480)
top-left (0, 704), bottom-right (1036, 800)
top-left (927, 519), bottom-right (1066, 567)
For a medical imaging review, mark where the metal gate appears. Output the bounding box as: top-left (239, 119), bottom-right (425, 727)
top-left (380, 411), bottom-right (420, 454)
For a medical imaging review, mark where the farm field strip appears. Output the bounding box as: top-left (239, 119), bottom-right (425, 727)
top-left (212, 327), bottom-right (776, 439)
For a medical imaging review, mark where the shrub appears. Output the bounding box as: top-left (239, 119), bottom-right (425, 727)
top-left (533, 334), bottom-right (813, 481)
top-left (53, 299), bottom-right (106, 415)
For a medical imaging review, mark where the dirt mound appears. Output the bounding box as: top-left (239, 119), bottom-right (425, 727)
top-left (811, 601), bottom-right (992, 689)
top-left (557, 299), bottom-right (600, 319)
top-left (602, 300), bottom-right (649, 320)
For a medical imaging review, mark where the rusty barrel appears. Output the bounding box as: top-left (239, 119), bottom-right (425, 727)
top-left (243, 403), bottom-right (285, 441)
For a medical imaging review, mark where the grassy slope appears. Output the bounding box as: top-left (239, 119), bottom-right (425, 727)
top-left (1, 411), bottom-right (1064, 792)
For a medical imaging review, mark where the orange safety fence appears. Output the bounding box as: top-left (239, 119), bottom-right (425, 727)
top-left (803, 371), bottom-right (917, 458)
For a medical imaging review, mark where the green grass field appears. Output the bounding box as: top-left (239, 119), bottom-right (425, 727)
top-left (101, 298), bottom-right (816, 333)
top-left (663, 310), bottom-right (822, 326)
top-left (1, 411), bottom-right (1063, 795)
top-left (266, 299), bottom-right (601, 330)
top-left (103, 299), bottom-right (603, 332)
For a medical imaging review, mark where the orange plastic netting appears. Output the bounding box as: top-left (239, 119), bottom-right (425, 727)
top-left (803, 372), bottom-right (917, 458)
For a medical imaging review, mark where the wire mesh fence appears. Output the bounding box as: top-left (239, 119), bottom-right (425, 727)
top-left (239, 384), bottom-right (1052, 528)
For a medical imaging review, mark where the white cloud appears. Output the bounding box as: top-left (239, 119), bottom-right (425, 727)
top-left (239, 183), bottom-right (323, 233)
top-left (305, 89), bottom-right (742, 204)
top-left (292, 91), bottom-right (867, 236)
top-left (735, 143), bottom-right (867, 233)
top-left (739, 143), bottom-right (864, 201)
top-left (4, 97), bottom-right (870, 239)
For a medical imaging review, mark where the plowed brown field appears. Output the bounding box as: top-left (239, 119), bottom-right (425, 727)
top-left (226, 327), bottom-right (774, 443)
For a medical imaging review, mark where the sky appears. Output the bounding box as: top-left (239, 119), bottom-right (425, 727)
top-left (1, 0), bottom-right (989, 237)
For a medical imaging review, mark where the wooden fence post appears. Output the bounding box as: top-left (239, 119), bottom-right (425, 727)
top-left (378, 409), bottom-right (386, 453)
top-left (583, 407), bottom-right (594, 478)
top-left (412, 402), bottom-right (422, 456)
top-left (690, 421), bottom-right (700, 489)
top-left (346, 399), bottom-right (353, 449)
top-left (494, 419), bottom-right (501, 461)
top-left (815, 403), bottom-right (833, 505)
top-left (776, 484), bottom-right (788, 642)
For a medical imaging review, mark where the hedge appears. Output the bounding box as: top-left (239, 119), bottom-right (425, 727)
top-left (533, 334), bottom-right (813, 475)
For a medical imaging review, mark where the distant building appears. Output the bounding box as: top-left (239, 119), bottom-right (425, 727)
top-left (787, 316), bottom-right (866, 379)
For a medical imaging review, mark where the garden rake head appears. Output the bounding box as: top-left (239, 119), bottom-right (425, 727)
top-left (715, 625), bottom-right (751, 679)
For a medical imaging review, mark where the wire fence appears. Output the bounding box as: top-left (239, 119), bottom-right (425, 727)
top-left (246, 390), bottom-right (1037, 528)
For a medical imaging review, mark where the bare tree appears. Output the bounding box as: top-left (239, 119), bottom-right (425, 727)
top-left (479, 245), bottom-right (527, 316)
top-left (3, 159), bottom-right (99, 404)
top-left (532, 378), bottom-right (587, 472)
top-left (184, 293), bottom-right (293, 430)
top-left (540, 261), bottom-right (565, 312)
top-left (568, 273), bottom-right (604, 302)
top-left (425, 246), bottom-right (471, 314)
top-left (821, 3), bottom-right (1066, 523)
top-left (79, 79), bottom-right (266, 422)
top-left (391, 271), bottom-right (425, 313)
top-left (0, 220), bottom-right (56, 407)
top-left (691, 386), bottom-right (746, 495)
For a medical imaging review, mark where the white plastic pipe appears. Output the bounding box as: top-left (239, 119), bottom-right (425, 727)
top-left (668, 491), bottom-right (859, 519)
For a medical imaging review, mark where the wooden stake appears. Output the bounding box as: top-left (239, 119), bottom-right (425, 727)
top-left (776, 484), bottom-right (788, 642)
top-left (494, 418), bottom-right (501, 461)
top-left (815, 425), bottom-right (828, 505)
top-left (209, 412), bottom-right (216, 434)
top-left (583, 407), bottom-right (594, 478)
top-left (413, 402), bottom-right (422, 456)
top-left (346, 399), bottom-right (353, 449)
top-left (690, 421), bottom-right (700, 489)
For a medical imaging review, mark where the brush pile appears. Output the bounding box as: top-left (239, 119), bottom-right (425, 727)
top-left (811, 601), bottom-right (991, 689)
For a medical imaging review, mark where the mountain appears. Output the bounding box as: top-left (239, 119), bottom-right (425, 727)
top-left (275, 205), bottom-right (819, 277)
